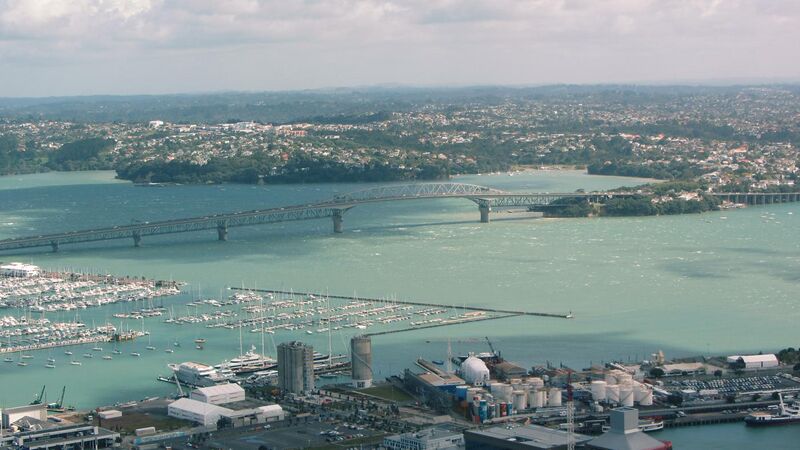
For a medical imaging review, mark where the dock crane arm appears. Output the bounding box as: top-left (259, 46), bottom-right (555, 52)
top-left (485, 336), bottom-right (500, 358)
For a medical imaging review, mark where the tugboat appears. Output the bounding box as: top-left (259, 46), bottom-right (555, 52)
top-left (745, 393), bottom-right (800, 426)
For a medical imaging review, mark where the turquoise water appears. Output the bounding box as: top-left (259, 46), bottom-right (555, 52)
top-left (1, 170), bottom-right (798, 447)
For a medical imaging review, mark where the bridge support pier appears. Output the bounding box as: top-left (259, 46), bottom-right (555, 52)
top-left (332, 210), bottom-right (344, 233)
top-left (217, 223), bottom-right (228, 241)
top-left (132, 232), bottom-right (142, 247)
top-left (479, 204), bottom-right (491, 223)
top-left (50, 240), bottom-right (59, 253)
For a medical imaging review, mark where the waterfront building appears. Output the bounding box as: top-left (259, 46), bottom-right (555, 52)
top-left (277, 341), bottom-right (315, 394)
top-left (464, 423), bottom-right (592, 449)
top-left (726, 354), bottom-right (779, 370)
top-left (167, 398), bottom-right (233, 427)
top-left (0, 420), bottom-right (118, 450)
top-left (1, 404), bottom-right (47, 428)
top-left (383, 427), bottom-right (464, 450)
top-left (190, 384), bottom-right (245, 405)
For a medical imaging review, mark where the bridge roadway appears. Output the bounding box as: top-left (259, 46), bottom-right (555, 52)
top-left (0, 182), bottom-right (795, 253)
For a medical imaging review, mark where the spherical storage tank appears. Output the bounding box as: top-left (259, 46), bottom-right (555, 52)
top-left (462, 355), bottom-right (491, 386)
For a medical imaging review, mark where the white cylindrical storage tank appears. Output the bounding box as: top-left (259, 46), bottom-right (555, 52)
top-left (528, 377), bottom-right (544, 389)
top-left (606, 384), bottom-right (620, 403)
top-left (512, 390), bottom-right (527, 412)
top-left (531, 388), bottom-right (546, 408)
top-left (639, 389), bottom-right (654, 406)
top-left (350, 335), bottom-right (373, 388)
top-left (467, 387), bottom-right (482, 401)
top-left (547, 388), bottom-right (562, 407)
top-left (604, 372), bottom-right (617, 385)
top-left (591, 381), bottom-right (607, 402)
top-left (490, 382), bottom-right (506, 395)
top-left (618, 373), bottom-right (633, 385)
top-left (500, 385), bottom-right (513, 402)
top-left (633, 383), bottom-right (646, 402)
top-left (619, 386), bottom-right (634, 407)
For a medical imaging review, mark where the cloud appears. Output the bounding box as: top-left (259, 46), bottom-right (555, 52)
top-left (0, 0), bottom-right (798, 95)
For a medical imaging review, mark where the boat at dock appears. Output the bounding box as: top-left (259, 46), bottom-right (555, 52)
top-left (745, 394), bottom-right (800, 426)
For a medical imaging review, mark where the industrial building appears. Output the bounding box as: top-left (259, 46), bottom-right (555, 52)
top-left (168, 398), bottom-right (234, 427)
top-left (1, 404), bottom-right (47, 428)
top-left (351, 335), bottom-right (373, 388)
top-left (383, 427), bottom-right (465, 450)
top-left (278, 341), bottom-right (315, 394)
top-left (464, 424), bottom-right (592, 449)
top-left (727, 354), bottom-right (779, 370)
top-left (586, 408), bottom-right (672, 450)
top-left (0, 421), bottom-right (118, 450)
top-left (190, 383), bottom-right (246, 405)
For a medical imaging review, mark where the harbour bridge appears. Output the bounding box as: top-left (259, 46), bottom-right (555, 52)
top-left (0, 183), bottom-right (795, 253)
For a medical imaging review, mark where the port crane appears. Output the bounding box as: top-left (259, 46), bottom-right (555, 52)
top-left (30, 386), bottom-right (45, 405)
top-left (484, 336), bottom-right (501, 359)
top-left (47, 386), bottom-right (67, 411)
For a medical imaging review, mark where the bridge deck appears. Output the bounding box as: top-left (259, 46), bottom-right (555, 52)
top-left (0, 181), bottom-right (793, 253)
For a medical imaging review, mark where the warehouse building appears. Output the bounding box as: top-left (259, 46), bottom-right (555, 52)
top-left (2, 404), bottom-right (47, 428)
top-left (190, 383), bottom-right (246, 405)
top-left (0, 262), bottom-right (41, 278)
top-left (727, 354), bottom-right (779, 370)
top-left (384, 427), bottom-right (464, 450)
top-left (168, 398), bottom-right (234, 427)
top-left (464, 424), bottom-right (591, 449)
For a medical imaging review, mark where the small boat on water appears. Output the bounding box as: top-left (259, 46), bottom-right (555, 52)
top-left (64, 351), bottom-right (73, 356)
top-left (3, 357), bottom-right (13, 363)
top-left (431, 359), bottom-right (444, 365)
top-left (165, 349), bottom-right (174, 353)
top-left (112, 349), bottom-right (122, 355)
top-left (21, 354), bottom-right (33, 359)
top-left (45, 363), bottom-right (56, 369)
top-left (17, 361), bottom-right (28, 367)
top-left (130, 352), bottom-right (141, 357)
top-left (70, 360), bottom-right (81, 366)
top-left (102, 355), bottom-right (113, 360)
top-left (83, 353), bottom-right (93, 358)
top-left (92, 346), bottom-right (103, 352)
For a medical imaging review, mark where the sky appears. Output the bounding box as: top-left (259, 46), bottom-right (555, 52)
top-left (0, 0), bottom-right (798, 97)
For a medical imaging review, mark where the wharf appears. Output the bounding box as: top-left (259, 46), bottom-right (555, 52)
top-left (665, 412), bottom-right (748, 428)
top-left (229, 288), bottom-right (573, 319)
top-left (366, 313), bottom-right (519, 336)
top-left (0, 331), bottom-right (143, 354)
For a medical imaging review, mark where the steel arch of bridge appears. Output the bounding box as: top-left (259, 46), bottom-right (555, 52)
top-left (328, 183), bottom-right (507, 204)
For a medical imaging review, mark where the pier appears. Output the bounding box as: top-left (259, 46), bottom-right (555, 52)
top-left (229, 288), bottom-right (574, 319)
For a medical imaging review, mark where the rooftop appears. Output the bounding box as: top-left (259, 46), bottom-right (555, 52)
top-left (465, 424), bottom-right (592, 449)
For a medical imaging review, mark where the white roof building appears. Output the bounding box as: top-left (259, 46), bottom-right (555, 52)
top-left (168, 398), bottom-right (233, 427)
top-left (727, 354), bottom-right (779, 369)
top-left (190, 383), bottom-right (245, 405)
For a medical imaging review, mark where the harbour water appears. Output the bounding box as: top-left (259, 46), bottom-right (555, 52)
top-left (1, 170), bottom-right (799, 448)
